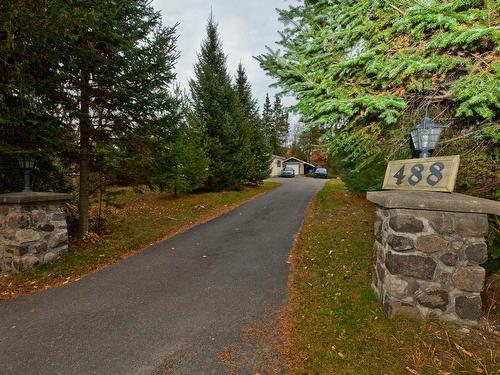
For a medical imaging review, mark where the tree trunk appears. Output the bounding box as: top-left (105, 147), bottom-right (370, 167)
top-left (174, 165), bottom-right (178, 197)
top-left (97, 171), bottom-right (103, 232)
top-left (78, 70), bottom-right (91, 239)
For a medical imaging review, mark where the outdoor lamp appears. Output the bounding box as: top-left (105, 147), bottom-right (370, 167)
top-left (18, 154), bottom-right (36, 192)
top-left (410, 114), bottom-right (446, 158)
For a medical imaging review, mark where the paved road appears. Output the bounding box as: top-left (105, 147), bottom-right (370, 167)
top-left (0, 177), bottom-right (326, 375)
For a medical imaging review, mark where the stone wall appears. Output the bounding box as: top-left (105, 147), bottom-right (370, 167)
top-left (0, 194), bottom-right (71, 273)
top-left (372, 207), bottom-right (488, 324)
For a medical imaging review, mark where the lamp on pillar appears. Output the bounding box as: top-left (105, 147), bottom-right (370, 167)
top-left (18, 154), bottom-right (36, 192)
top-left (410, 114), bottom-right (447, 158)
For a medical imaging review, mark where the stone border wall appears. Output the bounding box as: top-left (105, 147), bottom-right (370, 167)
top-left (372, 207), bottom-right (488, 324)
top-left (0, 200), bottom-right (70, 273)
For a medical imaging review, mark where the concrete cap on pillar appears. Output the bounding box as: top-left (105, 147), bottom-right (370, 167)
top-left (0, 192), bottom-right (73, 204)
top-left (367, 191), bottom-right (500, 215)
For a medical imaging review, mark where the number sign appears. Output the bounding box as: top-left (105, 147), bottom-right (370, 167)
top-left (382, 156), bottom-right (460, 192)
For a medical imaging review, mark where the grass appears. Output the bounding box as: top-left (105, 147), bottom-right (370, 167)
top-left (287, 179), bottom-right (499, 374)
top-left (0, 182), bottom-right (280, 299)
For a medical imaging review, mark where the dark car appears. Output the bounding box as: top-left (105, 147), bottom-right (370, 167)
top-left (314, 168), bottom-right (328, 179)
top-left (281, 167), bottom-right (295, 178)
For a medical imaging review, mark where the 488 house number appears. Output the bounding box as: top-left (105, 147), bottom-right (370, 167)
top-left (382, 156), bottom-right (460, 192)
top-left (393, 162), bottom-right (445, 187)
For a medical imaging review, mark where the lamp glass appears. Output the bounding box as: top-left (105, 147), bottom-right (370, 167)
top-left (411, 128), bottom-right (426, 150)
top-left (17, 155), bottom-right (35, 169)
top-left (18, 156), bottom-right (26, 169)
top-left (411, 116), bottom-right (445, 154)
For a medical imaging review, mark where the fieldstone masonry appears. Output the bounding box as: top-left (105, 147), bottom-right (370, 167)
top-left (367, 191), bottom-right (500, 325)
top-left (0, 192), bottom-right (72, 273)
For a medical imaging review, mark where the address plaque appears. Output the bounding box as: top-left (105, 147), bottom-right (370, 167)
top-left (382, 155), bottom-right (460, 192)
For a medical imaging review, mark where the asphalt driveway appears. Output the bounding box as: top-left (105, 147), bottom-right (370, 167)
top-left (0, 177), bottom-right (326, 374)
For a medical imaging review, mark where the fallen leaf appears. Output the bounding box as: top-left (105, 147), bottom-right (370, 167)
top-left (455, 343), bottom-right (474, 358)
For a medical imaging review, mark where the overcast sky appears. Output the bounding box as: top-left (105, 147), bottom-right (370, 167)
top-left (151, 0), bottom-right (296, 113)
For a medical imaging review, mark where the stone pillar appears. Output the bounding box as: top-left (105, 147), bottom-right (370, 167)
top-left (0, 192), bottom-right (72, 273)
top-left (367, 191), bottom-right (500, 325)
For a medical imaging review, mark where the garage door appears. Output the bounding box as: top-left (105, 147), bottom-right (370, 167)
top-left (289, 165), bottom-right (300, 175)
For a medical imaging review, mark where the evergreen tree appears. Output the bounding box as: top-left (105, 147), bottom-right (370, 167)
top-left (272, 96), bottom-right (290, 155)
top-left (63, 1), bottom-right (179, 237)
top-left (0, 1), bottom-right (72, 193)
top-left (258, 0), bottom-right (499, 195)
top-left (263, 94), bottom-right (290, 155)
top-left (262, 94), bottom-right (275, 153)
top-left (234, 64), bottom-right (271, 183)
top-left (190, 16), bottom-right (248, 190)
top-left (1, 0), bottom-right (180, 236)
top-left (149, 89), bottom-right (210, 196)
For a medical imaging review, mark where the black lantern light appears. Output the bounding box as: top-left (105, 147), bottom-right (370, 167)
top-left (18, 154), bottom-right (36, 192)
top-left (410, 114), bottom-right (447, 158)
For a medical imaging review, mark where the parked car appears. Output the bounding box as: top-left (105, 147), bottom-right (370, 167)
top-left (314, 168), bottom-right (328, 179)
top-left (281, 167), bottom-right (295, 178)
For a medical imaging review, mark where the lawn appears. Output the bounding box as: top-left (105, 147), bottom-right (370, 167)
top-left (287, 179), bottom-right (499, 374)
top-left (0, 182), bottom-right (280, 299)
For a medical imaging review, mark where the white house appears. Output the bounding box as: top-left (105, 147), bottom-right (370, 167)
top-left (270, 155), bottom-right (286, 177)
top-left (283, 157), bottom-right (316, 175)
